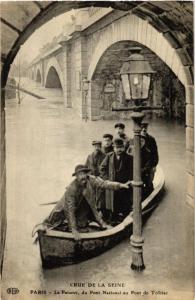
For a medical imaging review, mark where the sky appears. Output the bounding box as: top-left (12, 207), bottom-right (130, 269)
top-left (15, 10), bottom-right (75, 64)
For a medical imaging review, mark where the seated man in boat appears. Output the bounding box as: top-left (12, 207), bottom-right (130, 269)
top-left (38, 165), bottom-right (131, 241)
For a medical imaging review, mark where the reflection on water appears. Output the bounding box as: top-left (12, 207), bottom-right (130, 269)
top-left (2, 82), bottom-right (193, 298)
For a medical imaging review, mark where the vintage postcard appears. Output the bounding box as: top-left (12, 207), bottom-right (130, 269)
top-left (1, 1), bottom-right (194, 300)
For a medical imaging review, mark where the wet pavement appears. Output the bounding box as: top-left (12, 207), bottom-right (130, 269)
top-left (2, 80), bottom-right (194, 300)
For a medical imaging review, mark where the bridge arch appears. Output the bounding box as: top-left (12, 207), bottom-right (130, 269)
top-left (88, 14), bottom-right (192, 89)
top-left (89, 40), bottom-right (186, 119)
top-left (44, 57), bottom-right (64, 90)
top-left (87, 13), bottom-right (193, 209)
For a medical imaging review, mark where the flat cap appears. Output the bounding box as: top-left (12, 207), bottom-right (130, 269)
top-left (119, 133), bottom-right (126, 139)
top-left (113, 138), bottom-right (124, 147)
top-left (92, 140), bottom-right (102, 146)
top-left (141, 120), bottom-right (149, 127)
top-left (114, 123), bottom-right (125, 129)
top-left (103, 134), bottom-right (113, 140)
top-left (72, 164), bottom-right (91, 176)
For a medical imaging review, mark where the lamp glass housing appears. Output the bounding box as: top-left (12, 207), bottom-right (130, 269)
top-left (121, 73), bottom-right (152, 101)
top-left (130, 74), bottom-right (151, 100)
top-left (120, 48), bottom-right (155, 101)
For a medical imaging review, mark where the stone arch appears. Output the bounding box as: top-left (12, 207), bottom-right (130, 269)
top-left (44, 57), bottom-right (64, 90)
top-left (88, 13), bottom-right (193, 206)
top-left (89, 40), bottom-right (186, 119)
top-left (88, 14), bottom-right (192, 90)
top-left (36, 68), bottom-right (41, 83)
top-left (45, 67), bottom-right (62, 89)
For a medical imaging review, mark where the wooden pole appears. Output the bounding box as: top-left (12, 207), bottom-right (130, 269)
top-left (130, 111), bottom-right (145, 271)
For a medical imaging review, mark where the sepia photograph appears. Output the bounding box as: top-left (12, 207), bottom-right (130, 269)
top-left (0, 1), bottom-right (194, 300)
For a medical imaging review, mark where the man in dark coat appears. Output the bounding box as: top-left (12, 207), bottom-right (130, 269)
top-left (85, 141), bottom-right (106, 209)
top-left (41, 165), bottom-right (131, 240)
top-left (100, 138), bottom-right (133, 222)
top-left (141, 120), bottom-right (159, 193)
top-left (114, 123), bottom-right (130, 152)
top-left (140, 135), bottom-right (157, 198)
top-left (102, 134), bottom-right (114, 154)
top-left (141, 121), bottom-right (159, 167)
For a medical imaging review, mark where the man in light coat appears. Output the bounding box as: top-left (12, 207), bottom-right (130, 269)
top-left (85, 141), bottom-right (105, 176)
top-left (42, 165), bottom-right (131, 240)
top-left (85, 141), bottom-right (106, 209)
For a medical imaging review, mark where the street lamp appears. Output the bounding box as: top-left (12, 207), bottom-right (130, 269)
top-left (118, 47), bottom-right (156, 271)
top-left (82, 78), bottom-right (90, 122)
top-left (120, 47), bottom-right (155, 105)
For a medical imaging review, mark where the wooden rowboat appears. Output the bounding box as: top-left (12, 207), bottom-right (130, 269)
top-left (38, 166), bottom-right (165, 268)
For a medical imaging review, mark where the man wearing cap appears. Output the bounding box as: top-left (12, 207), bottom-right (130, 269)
top-left (85, 141), bottom-right (106, 209)
top-left (141, 121), bottom-right (159, 166)
top-left (100, 138), bottom-right (133, 222)
top-left (85, 141), bottom-right (105, 176)
top-left (140, 135), bottom-right (157, 198)
top-left (42, 165), bottom-right (131, 240)
top-left (114, 123), bottom-right (130, 152)
top-left (102, 134), bottom-right (114, 154)
top-left (141, 120), bottom-right (159, 193)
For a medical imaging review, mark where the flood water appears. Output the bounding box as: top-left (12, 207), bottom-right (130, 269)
top-left (2, 80), bottom-right (194, 300)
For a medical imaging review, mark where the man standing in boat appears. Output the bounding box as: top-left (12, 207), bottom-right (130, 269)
top-left (39, 165), bottom-right (131, 241)
top-left (102, 134), bottom-right (114, 154)
top-left (99, 138), bottom-right (133, 223)
top-left (141, 120), bottom-right (159, 194)
top-left (114, 123), bottom-right (130, 152)
top-left (85, 141), bottom-right (105, 176)
top-left (85, 140), bottom-right (106, 211)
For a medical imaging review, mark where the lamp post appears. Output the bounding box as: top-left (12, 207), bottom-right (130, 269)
top-left (113, 47), bottom-right (156, 271)
top-left (82, 78), bottom-right (90, 122)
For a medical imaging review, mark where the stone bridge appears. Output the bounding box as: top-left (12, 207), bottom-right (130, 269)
top-left (28, 8), bottom-right (194, 209)
top-left (28, 9), bottom-right (193, 122)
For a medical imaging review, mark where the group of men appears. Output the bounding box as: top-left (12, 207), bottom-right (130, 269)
top-left (85, 121), bottom-right (158, 222)
top-left (36, 121), bottom-right (158, 241)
